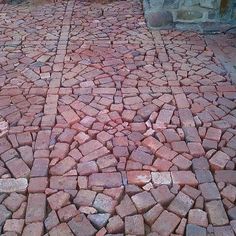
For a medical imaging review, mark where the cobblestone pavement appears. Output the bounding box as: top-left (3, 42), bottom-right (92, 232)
top-left (0, 0), bottom-right (236, 235)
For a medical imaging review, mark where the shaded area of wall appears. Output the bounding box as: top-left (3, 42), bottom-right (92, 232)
top-left (144, 0), bottom-right (236, 31)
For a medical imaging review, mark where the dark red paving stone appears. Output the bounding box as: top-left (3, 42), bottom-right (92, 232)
top-left (142, 136), bottom-right (162, 153)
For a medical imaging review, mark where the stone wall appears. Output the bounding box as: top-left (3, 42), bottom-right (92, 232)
top-left (144, 0), bottom-right (236, 28)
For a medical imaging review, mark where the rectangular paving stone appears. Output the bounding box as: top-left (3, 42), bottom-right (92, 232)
top-left (0, 178), bottom-right (28, 193)
top-left (6, 158), bottom-right (30, 178)
top-left (35, 130), bottom-right (51, 150)
top-left (25, 193), bottom-right (46, 223)
top-left (31, 158), bottom-right (49, 177)
top-left (89, 173), bottom-right (122, 188)
top-left (215, 170), bottom-right (236, 185)
top-left (205, 200), bottom-right (229, 226)
top-left (50, 176), bottom-right (77, 190)
top-left (179, 108), bottom-right (195, 127)
top-left (151, 172), bottom-right (172, 186)
top-left (171, 171), bottom-right (198, 186)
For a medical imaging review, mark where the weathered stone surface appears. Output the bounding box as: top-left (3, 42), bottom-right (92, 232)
top-left (131, 191), bottom-right (156, 213)
top-left (168, 191), bottom-right (194, 217)
top-left (49, 223), bottom-right (74, 236)
top-left (0, 205), bottom-right (11, 226)
top-left (22, 222), bottom-right (44, 236)
top-left (68, 215), bottom-right (97, 236)
top-left (188, 209), bottom-right (208, 227)
top-left (87, 213), bottom-right (110, 229)
top-left (215, 171), bottom-right (236, 184)
top-left (0, 178), bottom-right (28, 193)
top-left (205, 200), bottom-right (229, 226)
top-left (146, 10), bottom-right (173, 28)
top-left (93, 193), bottom-right (117, 214)
top-left (25, 193), bottom-right (46, 223)
top-left (152, 210), bottom-right (181, 236)
top-left (89, 173), bottom-right (122, 188)
top-left (186, 224), bottom-right (207, 236)
top-left (115, 194), bottom-right (137, 218)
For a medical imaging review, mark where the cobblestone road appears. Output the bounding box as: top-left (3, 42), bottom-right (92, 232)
top-left (0, 0), bottom-right (236, 235)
